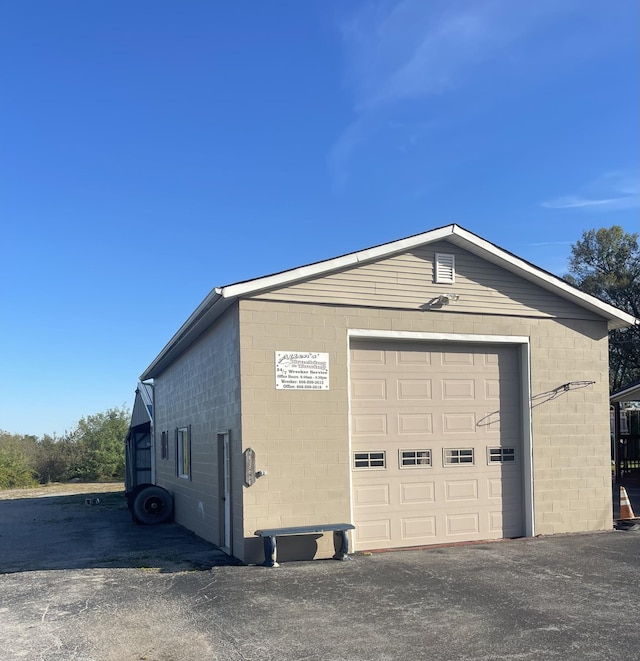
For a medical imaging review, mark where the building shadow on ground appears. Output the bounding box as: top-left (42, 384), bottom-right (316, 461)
top-left (0, 490), bottom-right (239, 574)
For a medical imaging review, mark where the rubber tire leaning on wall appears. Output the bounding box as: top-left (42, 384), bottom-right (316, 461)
top-left (132, 485), bottom-right (174, 525)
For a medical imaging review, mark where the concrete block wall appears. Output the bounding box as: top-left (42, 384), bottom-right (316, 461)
top-left (239, 299), bottom-right (611, 563)
top-left (153, 305), bottom-right (244, 555)
top-left (528, 319), bottom-right (612, 534)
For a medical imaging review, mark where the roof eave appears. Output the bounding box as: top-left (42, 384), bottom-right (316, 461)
top-left (611, 380), bottom-right (640, 403)
top-left (445, 227), bottom-right (637, 331)
top-left (140, 223), bottom-right (637, 379)
top-left (140, 290), bottom-right (233, 380)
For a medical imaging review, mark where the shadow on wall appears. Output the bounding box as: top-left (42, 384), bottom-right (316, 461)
top-left (477, 381), bottom-right (597, 428)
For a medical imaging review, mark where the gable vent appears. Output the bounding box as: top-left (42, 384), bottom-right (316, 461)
top-left (435, 253), bottom-right (455, 284)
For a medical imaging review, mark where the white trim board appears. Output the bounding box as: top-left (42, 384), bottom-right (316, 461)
top-left (348, 329), bottom-right (530, 345)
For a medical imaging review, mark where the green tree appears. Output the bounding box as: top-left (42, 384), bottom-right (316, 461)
top-left (34, 434), bottom-right (77, 484)
top-left (565, 226), bottom-right (640, 391)
top-left (0, 432), bottom-right (38, 489)
top-left (72, 406), bottom-right (129, 481)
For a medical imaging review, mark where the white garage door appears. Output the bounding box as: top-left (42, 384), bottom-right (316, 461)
top-left (350, 340), bottom-right (523, 550)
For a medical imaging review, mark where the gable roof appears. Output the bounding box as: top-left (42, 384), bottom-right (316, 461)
top-left (141, 224), bottom-right (637, 380)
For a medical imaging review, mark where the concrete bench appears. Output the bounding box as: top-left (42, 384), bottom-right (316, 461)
top-left (254, 523), bottom-right (355, 567)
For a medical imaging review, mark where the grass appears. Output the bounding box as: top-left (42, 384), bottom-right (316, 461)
top-left (0, 481), bottom-right (125, 501)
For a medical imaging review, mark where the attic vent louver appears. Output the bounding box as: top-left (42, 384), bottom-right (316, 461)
top-left (435, 253), bottom-right (455, 284)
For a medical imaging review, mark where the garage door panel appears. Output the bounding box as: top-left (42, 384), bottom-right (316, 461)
top-left (352, 349), bottom-right (386, 365)
top-left (352, 414), bottom-right (388, 435)
top-left (355, 519), bottom-right (391, 545)
top-left (484, 380), bottom-right (501, 399)
top-left (446, 512), bottom-right (480, 535)
top-left (442, 351), bottom-right (475, 366)
top-left (351, 379), bottom-right (387, 401)
top-left (353, 483), bottom-right (390, 507)
top-left (442, 379), bottom-right (476, 399)
top-left (397, 413), bottom-right (433, 434)
top-left (397, 350), bottom-right (431, 365)
top-left (397, 379), bottom-right (432, 400)
top-left (401, 516), bottom-right (437, 539)
top-left (351, 340), bottom-right (524, 551)
top-left (489, 511), bottom-right (504, 532)
top-left (400, 481), bottom-right (435, 504)
top-left (487, 478), bottom-right (503, 499)
top-left (442, 412), bottom-right (476, 432)
top-left (444, 479), bottom-right (479, 501)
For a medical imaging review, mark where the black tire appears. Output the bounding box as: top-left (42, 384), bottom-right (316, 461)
top-left (133, 485), bottom-right (174, 525)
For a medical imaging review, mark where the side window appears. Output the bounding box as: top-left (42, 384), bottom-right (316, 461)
top-left (161, 431), bottom-right (169, 460)
top-left (176, 426), bottom-right (191, 479)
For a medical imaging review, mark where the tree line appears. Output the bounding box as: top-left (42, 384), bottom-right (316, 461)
top-left (0, 406), bottom-right (129, 489)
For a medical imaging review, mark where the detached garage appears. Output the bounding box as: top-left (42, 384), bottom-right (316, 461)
top-left (131, 224), bottom-right (636, 564)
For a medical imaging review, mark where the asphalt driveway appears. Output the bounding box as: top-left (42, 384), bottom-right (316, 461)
top-left (1, 486), bottom-right (640, 661)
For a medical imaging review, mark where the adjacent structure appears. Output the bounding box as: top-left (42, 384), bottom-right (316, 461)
top-left (610, 380), bottom-right (640, 483)
top-left (130, 224), bottom-right (636, 564)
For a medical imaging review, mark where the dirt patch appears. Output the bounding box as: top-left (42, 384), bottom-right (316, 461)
top-left (0, 482), bottom-right (124, 500)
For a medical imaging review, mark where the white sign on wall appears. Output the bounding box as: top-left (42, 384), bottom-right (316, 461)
top-left (275, 351), bottom-right (330, 390)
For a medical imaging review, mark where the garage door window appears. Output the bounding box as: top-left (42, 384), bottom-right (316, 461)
top-left (399, 450), bottom-right (432, 468)
top-left (488, 447), bottom-right (516, 463)
top-left (354, 451), bottom-right (386, 469)
top-left (444, 448), bottom-right (474, 465)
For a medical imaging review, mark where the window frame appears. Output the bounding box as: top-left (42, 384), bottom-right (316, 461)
top-left (176, 426), bottom-right (192, 479)
top-left (160, 431), bottom-right (169, 460)
top-left (353, 450), bottom-right (386, 470)
top-left (443, 448), bottom-right (474, 466)
top-left (487, 447), bottom-right (516, 464)
top-left (399, 449), bottom-right (432, 469)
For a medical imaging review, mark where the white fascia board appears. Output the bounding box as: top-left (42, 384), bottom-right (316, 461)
top-left (349, 329), bottom-right (530, 345)
top-left (610, 382), bottom-right (640, 403)
top-left (218, 225), bottom-right (457, 299)
top-left (219, 223), bottom-right (635, 329)
top-left (140, 290), bottom-right (225, 380)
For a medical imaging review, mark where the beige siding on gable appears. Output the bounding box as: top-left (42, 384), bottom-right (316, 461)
top-left (249, 241), bottom-right (600, 322)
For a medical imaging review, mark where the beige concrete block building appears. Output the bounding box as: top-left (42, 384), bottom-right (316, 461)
top-left (128, 224), bottom-right (636, 564)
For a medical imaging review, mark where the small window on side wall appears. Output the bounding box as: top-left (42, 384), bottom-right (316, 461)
top-left (176, 426), bottom-right (191, 479)
top-left (161, 431), bottom-right (169, 460)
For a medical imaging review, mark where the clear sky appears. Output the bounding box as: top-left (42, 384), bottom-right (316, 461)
top-left (1, 1), bottom-right (638, 437)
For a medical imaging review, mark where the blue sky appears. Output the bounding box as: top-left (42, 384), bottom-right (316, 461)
top-left (1, 1), bottom-right (638, 437)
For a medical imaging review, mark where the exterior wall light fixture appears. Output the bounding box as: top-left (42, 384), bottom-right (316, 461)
top-left (437, 293), bottom-right (460, 305)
